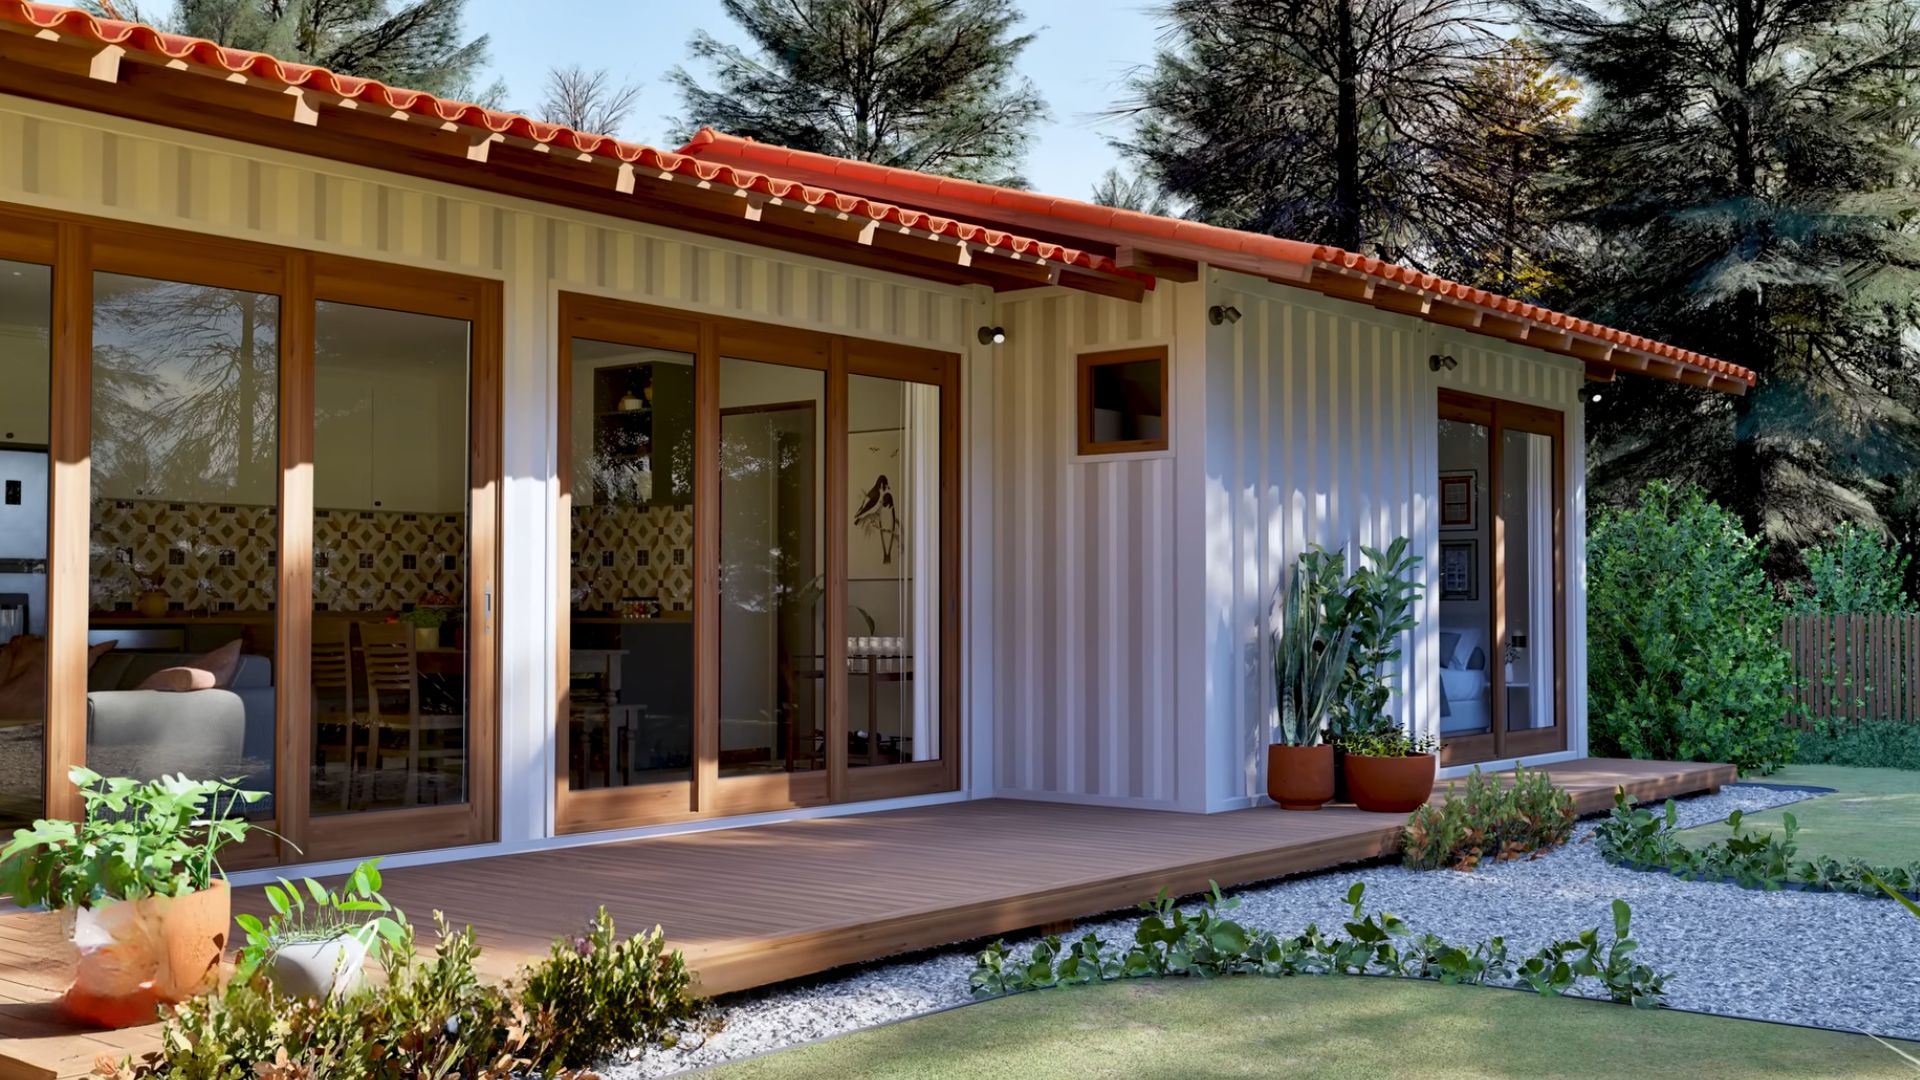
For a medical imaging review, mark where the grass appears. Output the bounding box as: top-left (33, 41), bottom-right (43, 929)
top-left (1681, 764), bottom-right (1920, 866)
top-left (704, 977), bottom-right (1920, 1079)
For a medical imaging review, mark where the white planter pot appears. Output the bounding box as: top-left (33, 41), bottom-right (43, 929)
top-left (265, 934), bottom-right (370, 1001)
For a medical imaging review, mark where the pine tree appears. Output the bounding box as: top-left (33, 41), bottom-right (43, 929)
top-left (671, 0), bottom-right (1047, 184)
top-left (1118, 0), bottom-right (1497, 264)
top-left (162, 0), bottom-right (496, 101)
top-left (1525, 0), bottom-right (1920, 564)
top-left (1090, 168), bottom-right (1171, 215)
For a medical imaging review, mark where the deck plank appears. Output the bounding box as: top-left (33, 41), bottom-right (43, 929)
top-left (0, 757), bottom-right (1730, 1078)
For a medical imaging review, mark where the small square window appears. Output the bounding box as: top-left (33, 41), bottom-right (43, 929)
top-left (1078, 347), bottom-right (1168, 455)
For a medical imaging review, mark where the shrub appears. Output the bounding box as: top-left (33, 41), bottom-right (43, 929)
top-left (517, 907), bottom-right (699, 1068)
top-left (1798, 522), bottom-right (1913, 614)
top-left (1795, 720), bottom-right (1920, 771)
top-left (968, 881), bottom-right (1667, 1008)
top-left (1588, 481), bottom-right (1800, 773)
top-left (1403, 765), bottom-right (1576, 870)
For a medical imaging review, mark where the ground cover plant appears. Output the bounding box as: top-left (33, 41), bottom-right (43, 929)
top-left (101, 905), bottom-right (698, 1078)
top-left (1795, 722), bottom-right (1920, 772)
top-left (1403, 765), bottom-right (1576, 870)
top-left (707, 976), bottom-right (1920, 1080)
top-left (1595, 787), bottom-right (1920, 899)
top-left (1680, 765), bottom-right (1920, 867)
top-left (969, 881), bottom-right (1667, 1008)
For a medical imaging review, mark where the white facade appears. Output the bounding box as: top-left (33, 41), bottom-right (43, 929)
top-left (0, 91), bottom-right (1593, 873)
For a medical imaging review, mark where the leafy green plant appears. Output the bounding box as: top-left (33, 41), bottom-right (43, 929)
top-left (1271, 554), bottom-right (1355, 746)
top-left (969, 881), bottom-right (1667, 1009)
top-left (0, 767), bottom-right (263, 909)
top-left (398, 606), bottom-right (450, 630)
top-left (1797, 522), bottom-right (1913, 614)
top-left (1320, 537), bottom-right (1425, 739)
top-left (232, 859), bottom-right (409, 984)
top-left (1594, 788), bottom-right (1920, 899)
top-left (1334, 730), bottom-right (1437, 758)
top-left (517, 907), bottom-right (700, 1068)
top-left (1404, 765), bottom-right (1577, 870)
top-left (1587, 481), bottom-right (1801, 773)
top-left (1795, 719), bottom-right (1920, 770)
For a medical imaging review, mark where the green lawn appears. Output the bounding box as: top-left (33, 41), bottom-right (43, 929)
top-left (1681, 764), bottom-right (1920, 865)
top-left (704, 977), bottom-right (1920, 1080)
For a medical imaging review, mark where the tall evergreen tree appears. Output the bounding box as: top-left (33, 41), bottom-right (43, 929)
top-left (1118, 0), bottom-right (1498, 264)
top-left (1090, 167), bottom-right (1171, 215)
top-left (1524, 0), bottom-right (1920, 564)
top-left (148, 0), bottom-right (495, 101)
top-left (671, 0), bottom-right (1047, 184)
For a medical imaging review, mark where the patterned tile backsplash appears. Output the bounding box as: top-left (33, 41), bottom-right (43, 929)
top-left (90, 499), bottom-right (466, 612)
top-left (87, 498), bottom-right (696, 614)
top-left (569, 504), bottom-right (695, 611)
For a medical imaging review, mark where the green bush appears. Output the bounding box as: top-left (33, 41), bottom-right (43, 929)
top-left (1403, 765), bottom-right (1576, 870)
top-left (1588, 481), bottom-right (1800, 773)
top-left (1795, 720), bottom-right (1920, 770)
top-left (518, 907), bottom-right (699, 1068)
top-left (1797, 522), bottom-right (1913, 613)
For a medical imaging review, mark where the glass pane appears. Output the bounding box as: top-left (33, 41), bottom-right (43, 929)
top-left (88, 272), bottom-right (279, 812)
top-left (1087, 358), bottom-right (1164, 444)
top-left (567, 339), bottom-right (695, 789)
top-left (1502, 429), bottom-right (1557, 732)
top-left (311, 301), bottom-right (470, 813)
top-left (719, 358), bottom-right (825, 777)
top-left (0, 259), bottom-right (51, 833)
top-left (847, 373), bottom-right (940, 767)
top-left (1436, 418), bottom-right (1492, 740)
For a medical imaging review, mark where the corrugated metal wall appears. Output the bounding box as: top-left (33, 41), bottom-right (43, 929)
top-left (989, 287), bottom-right (1187, 807)
top-left (1205, 273), bottom-right (1588, 807)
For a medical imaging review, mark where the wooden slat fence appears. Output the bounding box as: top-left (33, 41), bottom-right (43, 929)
top-left (1782, 613), bottom-right (1920, 726)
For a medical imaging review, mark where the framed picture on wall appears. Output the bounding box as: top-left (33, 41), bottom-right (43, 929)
top-left (1439, 540), bottom-right (1477, 601)
top-left (849, 428), bottom-right (905, 579)
top-left (1440, 471), bottom-right (1476, 530)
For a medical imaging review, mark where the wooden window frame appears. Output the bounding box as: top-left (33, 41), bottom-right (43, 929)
top-left (1077, 346), bottom-right (1170, 456)
top-left (1436, 389), bottom-right (1568, 767)
top-left (554, 293), bottom-right (962, 834)
top-left (0, 200), bottom-right (502, 862)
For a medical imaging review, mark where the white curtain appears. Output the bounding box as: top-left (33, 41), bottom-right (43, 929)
top-left (1525, 434), bottom-right (1555, 729)
top-left (907, 382), bottom-right (942, 760)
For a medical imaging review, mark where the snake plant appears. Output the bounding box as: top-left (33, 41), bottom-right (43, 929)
top-left (1272, 556), bottom-right (1354, 746)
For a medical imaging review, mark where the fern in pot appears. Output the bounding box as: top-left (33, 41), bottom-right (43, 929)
top-left (0, 767), bottom-right (263, 1027)
top-left (1269, 554), bottom-right (1353, 810)
top-left (233, 858), bottom-right (408, 1001)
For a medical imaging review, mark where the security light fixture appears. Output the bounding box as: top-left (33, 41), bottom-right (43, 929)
top-left (1428, 353), bottom-right (1459, 373)
top-left (1208, 305), bottom-right (1243, 325)
top-left (977, 326), bottom-right (1007, 346)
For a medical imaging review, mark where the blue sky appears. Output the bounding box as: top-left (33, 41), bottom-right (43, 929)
top-left (464, 0), bottom-right (1165, 200)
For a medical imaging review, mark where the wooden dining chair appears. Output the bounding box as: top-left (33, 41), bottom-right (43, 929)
top-left (357, 621), bottom-right (423, 806)
top-left (310, 620), bottom-right (358, 810)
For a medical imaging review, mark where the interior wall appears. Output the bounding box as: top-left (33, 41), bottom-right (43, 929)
top-left (1205, 271), bottom-right (1589, 809)
top-left (0, 92), bottom-right (976, 849)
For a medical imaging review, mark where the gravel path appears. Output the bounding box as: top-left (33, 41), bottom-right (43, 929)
top-left (604, 784), bottom-right (1920, 1077)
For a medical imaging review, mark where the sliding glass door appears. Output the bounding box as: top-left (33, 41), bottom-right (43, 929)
top-left (555, 294), bottom-right (958, 832)
top-left (1436, 391), bottom-right (1566, 765)
top-left (0, 204), bottom-right (500, 863)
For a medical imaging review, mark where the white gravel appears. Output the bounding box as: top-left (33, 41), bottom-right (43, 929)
top-left (604, 784), bottom-right (1920, 1077)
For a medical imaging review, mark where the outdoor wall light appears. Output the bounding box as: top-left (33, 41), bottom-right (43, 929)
top-left (977, 326), bottom-right (1007, 346)
top-left (1208, 304), bottom-right (1243, 325)
top-left (1590, 391), bottom-right (1604, 404)
top-left (1428, 353), bottom-right (1459, 373)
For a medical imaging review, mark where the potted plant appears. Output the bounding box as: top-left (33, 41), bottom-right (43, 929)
top-left (0, 767), bottom-right (263, 1027)
top-left (234, 858), bottom-right (408, 1001)
top-left (1340, 729), bottom-right (1440, 813)
top-left (399, 605), bottom-right (450, 650)
top-left (1268, 557), bottom-right (1353, 810)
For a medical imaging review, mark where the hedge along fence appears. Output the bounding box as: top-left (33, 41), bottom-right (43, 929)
top-left (1782, 613), bottom-right (1920, 726)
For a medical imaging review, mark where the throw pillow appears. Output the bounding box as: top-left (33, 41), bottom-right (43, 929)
top-left (136, 639), bottom-right (242, 692)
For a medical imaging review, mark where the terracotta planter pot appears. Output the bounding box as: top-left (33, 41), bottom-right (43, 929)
top-left (1344, 753), bottom-right (1438, 814)
top-left (1266, 744), bottom-right (1335, 811)
top-left (62, 880), bottom-right (231, 1028)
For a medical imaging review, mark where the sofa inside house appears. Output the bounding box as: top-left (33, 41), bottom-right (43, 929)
top-left (84, 645), bottom-right (277, 797)
top-left (1437, 627), bottom-right (1492, 738)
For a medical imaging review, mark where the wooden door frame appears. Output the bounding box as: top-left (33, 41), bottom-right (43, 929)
top-left (553, 292), bottom-right (962, 834)
top-left (1436, 389), bottom-right (1568, 767)
top-left (1, 200), bottom-right (502, 861)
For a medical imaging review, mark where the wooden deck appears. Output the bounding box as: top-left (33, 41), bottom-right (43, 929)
top-left (0, 757), bottom-right (1731, 1079)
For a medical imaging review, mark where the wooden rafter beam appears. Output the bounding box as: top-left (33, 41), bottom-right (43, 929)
top-left (1113, 245), bottom-right (1200, 282)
